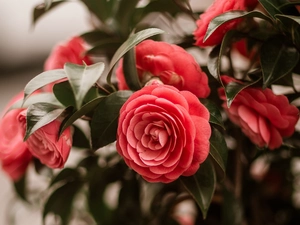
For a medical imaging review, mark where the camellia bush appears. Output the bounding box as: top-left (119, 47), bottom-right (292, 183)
top-left (1, 0), bottom-right (300, 224)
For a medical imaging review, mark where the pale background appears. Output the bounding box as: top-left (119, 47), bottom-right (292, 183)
top-left (0, 0), bottom-right (212, 224)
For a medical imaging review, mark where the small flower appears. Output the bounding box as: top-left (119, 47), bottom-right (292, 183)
top-left (116, 40), bottom-right (210, 98)
top-left (218, 76), bottom-right (299, 149)
top-left (193, 0), bottom-right (246, 47)
top-left (19, 112), bottom-right (72, 169)
top-left (116, 84), bottom-right (211, 183)
top-left (0, 92), bottom-right (32, 181)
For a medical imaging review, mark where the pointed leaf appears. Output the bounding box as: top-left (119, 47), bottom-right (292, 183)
top-left (260, 37), bottom-right (300, 88)
top-left (180, 158), bottom-right (216, 219)
top-left (123, 48), bottom-right (141, 90)
top-left (201, 99), bottom-right (225, 129)
top-left (72, 125), bottom-right (90, 149)
top-left (13, 175), bottom-right (27, 202)
top-left (43, 180), bottom-right (83, 225)
top-left (53, 81), bottom-right (77, 107)
top-left (64, 62), bottom-right (105, 109)
top-left (32, 1), bottom-right (66, 25)
top-left (25, 103), bottom-right (67, 140)
top-left (50, 168), bottom-right (80, 187)
top-left (106, 28), bottom-right (164, 86)
top-left (258, 0), bottom-right (283, 18)
top-left (91, 90), bottom-right (133, 149)
top-left (209, 127), bottom-right (228, 177)
top-left (24, 69), bottom-right (66, 101)
top-left (59, 96), bottom-right (105, 135)
top-left (204, 10), bottom-right (273, 43)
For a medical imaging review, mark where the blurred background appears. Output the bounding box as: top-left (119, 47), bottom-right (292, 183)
top-left (0, 0), bottom-right (212, 224)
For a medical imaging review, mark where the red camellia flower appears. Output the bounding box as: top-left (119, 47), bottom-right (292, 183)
top-left (116, 40), bottom-right (210, 98)
top-left (116, 84), bottom-right (211, 183)
top-left (0, 92), bottom-right (32, 181)
top-left (218, 76), bottom-right (299, 150)
top-left (43, 36), bottom-right (93, 92)
top-left (193, 0), bottom-right (246, 47)
top-left (19, 112), bottom-right (73, 169)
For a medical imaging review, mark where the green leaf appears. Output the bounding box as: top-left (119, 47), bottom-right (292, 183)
top-left (106, 28), bottom-right (164, 86)
top-left (209, 127), bottom-right (228, 177)
top-left (201, 99), bottom-right (225, 129)
top-left (260, 37), bottom-right (300, 88)
top-left (222, 186), bottom-right (243, 225)
top-left (13, 175), bottom-right (27, 202)
top-left (180, 158), bottom-right (216, 219)
top-left (32, 1), bottom-right (66, 25)
top-left (50, 168), bottom-right (80, 187)
top-left (25, 103), bottom-right (66, 140)
top-left (123, 48), bottom-right (141, 90)
top-left (64, 62), bottom-right (105, 109)
top-left (43, 180), bottom-right (83, 225)
top-left (258, 0), bottom-right (284, 19)
top-left (204, 10), bottom-right (273, 43)
top-left (91, 90), bottom-right (133, 150)
top-left (24, 69), bottom-right (66, 101)
top-left (72, 125), bottom-right (91, 149)
top-left (53, 81), bottom-right (77, 107)
top-left (81, 30), bottom-right (120, 45)
top-left (225, 78), bottom-right (261, 108)
top-left (59, 96), bottom-right (104, 135)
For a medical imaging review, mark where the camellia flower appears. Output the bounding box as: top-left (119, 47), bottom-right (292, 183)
top-left (218, 76), bottom-right (299, 150)
top-left (193, 0), bottom-right (246, 47)
top-left (116, 84), bottom-right (211, 183)
top-left (43, 36), bottom-right (93, 92)
top-left (18, 112), bottom-right (73, 169)
top-left (0, 92), bottom-right (32, 181)
top-left (116, 40), bottom-right (210, 98)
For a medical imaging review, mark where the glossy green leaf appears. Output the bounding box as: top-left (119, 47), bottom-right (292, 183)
top-left (32, 1), bottom-right (66, 25)
top-left (106, 28), bottom-right (164, 86)
top-left (201, 99), bottom-right (225, 129)
top-left (53, 81), bottom-right (76, 107)
top-left (225, 78), bottom-right (261, 107)
top-left (209, 127), bottom-right (228, 177)
top-left (87, 39), bottom-right (123, 56)
top-left (81, 30), bottom-right (118, 45)
top-left (180, 158), bottom-right (216, 219)
top-left (13, 175), bottom-right (27, 202)
top-left (59, 96), bottom-right (104, 135)
top-left (123, 48), bottom-right (141, 90)
top-left (43, 180), bottom-right (83, 225)
top-left (172, 0), bottom-right (197, 19)
top-left (25, 103), bottom-right (66, 140)
top-left (72, 125), bottom-right (91, 149)
top-left (258, 0), bottom-right (284, 18)
top-left (204, 10), bottom-right (273, 43)
top-left (64, 62), bottom-right (105, 109)
top-left (24, 69), bottom-right (66, 101)
top-left (207, 45), bottom-right (222, 82)
top-left (91, 90), bottom-right (133, 150)
top-left (260, 37), bottom-right (300, 88)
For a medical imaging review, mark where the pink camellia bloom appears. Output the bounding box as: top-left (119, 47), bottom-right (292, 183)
top-left (116, 40), bottom-right (210, 98)
top-left (43, 36), bottom-right (93, 92)
top-left (0, 92), bottom-right (32, 181)
top-left (193, 0), bottom-right (246, 47)
top-left (116, 84), bottom-right (211, 183)
top-left (218, 76), bottom-right (299, 150)
top-left (19, 111), bottom-right (72, 169)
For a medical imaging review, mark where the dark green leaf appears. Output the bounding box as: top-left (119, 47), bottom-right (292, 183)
top-left (180, 158), bottom-right (216, 219)
top-left (207, 45), bottom-right (222, 82)
top-left (204, 10), bottom-right (273, 43)
top-left (72, 125), bottom-right (91, 149)
top-left (33, 158), bottom-right (53, 178)
top-left (43, 180), bottom-right (83, 225)
top-left (13, 175), bottom-right (27, 202)
top-left (64, 62), bottom-right (105, 109)
top-left (81, 30), bottom-right (118, 45)
top-left (106, 28), bottom-right (164, 86)
top-left (201, 99), bottom-right (225, 129)
top-left (87, 39), bottom-right (123, 56)
top-left (50, 168), bottom-right (80, 187)
top-left (32, 1), bottom-right (66, 25)
top-left (258, 0), bottom-right (284, 18)
top-left (91, 90), bottom-right (132, 149)
top-left (209, 127), bottom-right (228, 178)
top-left (59, 96), bottom-right (104, 135)
top-left (25, 103), bottom-right (66, 140)
top-left (53, 81), bottom-right (76, 107)
top-left (24, 69), bottom-right (66, 101)
top-left (260, 37), bottom-right (300, 88)
top-left (225, 78), bottom-right (261, 107)
top-left (172, 0), bottom-right (197, 19)
top-left (123, 48), bottom-right (141, 90)
top-left (222, 186), bottom-right (243, 225)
